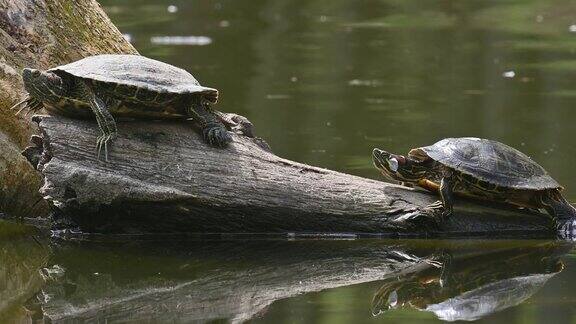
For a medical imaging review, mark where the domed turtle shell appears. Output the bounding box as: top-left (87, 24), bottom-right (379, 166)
top-left (408, 137), bottom-right (562, 190)
top-left (49, 54), bottom-right (218, 103)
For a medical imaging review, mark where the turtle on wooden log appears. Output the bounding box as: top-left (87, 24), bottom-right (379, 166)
top-left (14, 54), bottom-right (249, 161)
top-left (373, 138), bottom-right (576, 229)
top-left (0, 0), bottom-right (565, 236)
top-left (24, 114), bottom-right (555, 236)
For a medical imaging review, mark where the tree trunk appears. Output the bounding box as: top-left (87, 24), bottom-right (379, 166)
top-left (0, 0), bottom-right (137, 218)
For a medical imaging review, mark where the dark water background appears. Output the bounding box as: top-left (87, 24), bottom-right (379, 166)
top-left (4, 0), bottom-right (576, 322)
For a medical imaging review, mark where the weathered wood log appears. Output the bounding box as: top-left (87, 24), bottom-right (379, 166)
top-left (31, 114), bottom-right (553, 235)
top-left (0, 0), bottom-right (136, 218)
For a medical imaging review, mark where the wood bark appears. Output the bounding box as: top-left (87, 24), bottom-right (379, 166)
top-left (0, 0), bottom-right (136, 218)
top-left (33, 114), bottom-right (553, 235)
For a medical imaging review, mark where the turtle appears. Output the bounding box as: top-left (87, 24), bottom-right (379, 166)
top-left (11, 54), bottom-right (234, 161)
top-left (372, 137), bottom-right (576, 225)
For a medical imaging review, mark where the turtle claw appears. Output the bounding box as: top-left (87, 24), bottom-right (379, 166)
top-left (15, 105), bottom-right (28, 116)
top-left (95, 133), bottom-right (116, 162)
top-left (427, 201), bottom-right (444, 210)
top-left (95, 135), bottom-right (103, 157)
top-left (11, 97), bottom-right (44, 117)
top-left (104, 136), bottom-right (110, 162)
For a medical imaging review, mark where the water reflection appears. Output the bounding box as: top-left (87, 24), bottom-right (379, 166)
top-left (372, 241), bottom-right (569, 321)
top-left (19, 239), bottom-right (570, 323)
top-left (0, 224), bottom-right (49, 323)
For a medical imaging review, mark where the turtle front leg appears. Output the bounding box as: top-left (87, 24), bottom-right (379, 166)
top-left (92, 96), bottom-right (119, 161)
top-left (187, 98), bottom-right (232, 147)
top-left (438, 173), bottom-right (456, 217)
top-left (77, 82), bottom-right (119, 161)
top-left (422, 171), bottom-right (456, 222)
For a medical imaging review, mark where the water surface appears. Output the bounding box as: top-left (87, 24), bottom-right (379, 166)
top-left (5, 0), bottom-right (576, 322)
top-left (2, 233), bottom-right (575, 323)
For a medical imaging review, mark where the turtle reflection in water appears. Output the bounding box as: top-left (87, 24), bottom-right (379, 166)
top-left (12, 54), bottom-right (253, 161)
top-left (372, 137), bottom-right (576, 227)
top-left (371, 242), bottom-right (568, 321)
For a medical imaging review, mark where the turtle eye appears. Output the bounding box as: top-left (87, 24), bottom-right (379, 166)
top-left (388, 157), bottom-right (399, 172)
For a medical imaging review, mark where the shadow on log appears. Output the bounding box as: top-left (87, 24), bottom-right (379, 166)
top-left (29, 114), bottom-right (554, 236)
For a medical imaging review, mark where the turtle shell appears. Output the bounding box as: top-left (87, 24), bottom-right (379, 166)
top-left (408, 137), bottom-right (561, 190)
top-left (50, 54), bottom-right (218, 103)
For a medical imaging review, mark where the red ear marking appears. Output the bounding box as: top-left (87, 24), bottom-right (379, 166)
top-left (395, 155), bottom-right (406, 165)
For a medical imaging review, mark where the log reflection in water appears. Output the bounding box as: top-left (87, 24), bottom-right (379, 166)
top-left (34, 238), bottom-right (572, 323)
top-left (0, 224), bottom-right (49, 323)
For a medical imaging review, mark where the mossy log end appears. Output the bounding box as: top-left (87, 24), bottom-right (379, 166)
top-left (30, 114), bottom-right (553, 236)
top-left (0, 0), bottom-right (136, 218)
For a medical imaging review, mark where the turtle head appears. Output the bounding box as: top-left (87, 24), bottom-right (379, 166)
top-left (22, 68), bottom-right (66, 104)
top-left (372, 148), bottom-right (427, 183)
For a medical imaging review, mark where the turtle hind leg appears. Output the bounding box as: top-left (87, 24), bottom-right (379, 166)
top-left (11, 97), bottom-right (44, 116)
top-left (540, 190), bottom-right (576, 220)
top-left (539, 190), bottom-right (576, 234)
top-left (187, 98), bottom-right (232, 147)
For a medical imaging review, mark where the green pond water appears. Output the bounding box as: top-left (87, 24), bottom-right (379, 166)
top-left (4, 0), bottom-right (576, 322)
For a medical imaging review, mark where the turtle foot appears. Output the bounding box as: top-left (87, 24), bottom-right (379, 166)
top-left (204, 124), bottom-right (232, 148)
top-left (422, 200), bottom-right (453, 223)
top-left (391, 201), bottom-right (448, 229)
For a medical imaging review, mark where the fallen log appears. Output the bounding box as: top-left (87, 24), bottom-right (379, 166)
top-left (28, 114), bottom-right (553, 235)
